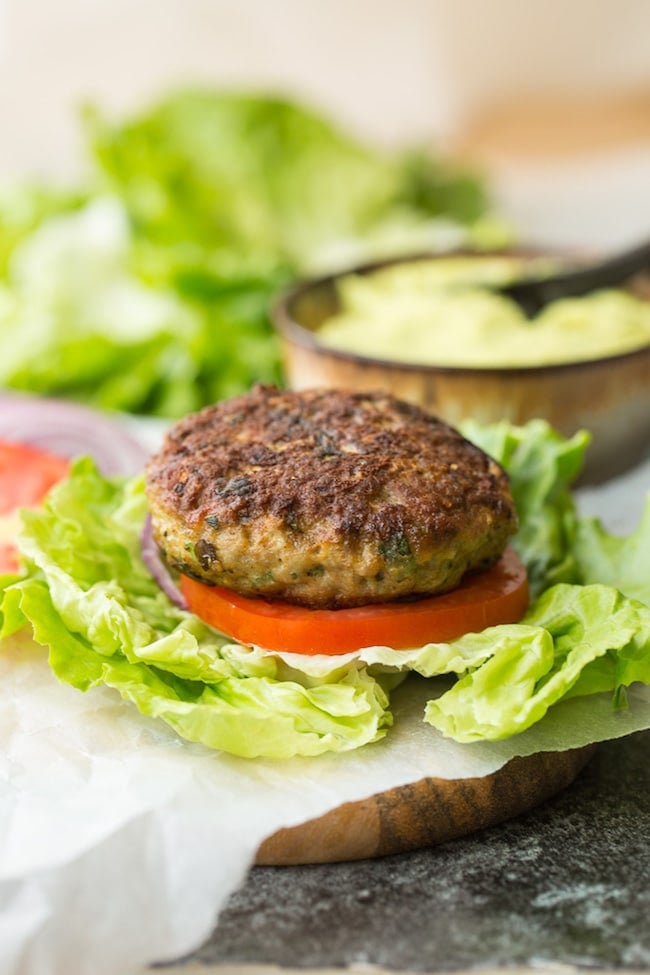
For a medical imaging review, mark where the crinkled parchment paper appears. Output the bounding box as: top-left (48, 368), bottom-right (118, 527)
top-left (1, 445), bottom-right (649, 975)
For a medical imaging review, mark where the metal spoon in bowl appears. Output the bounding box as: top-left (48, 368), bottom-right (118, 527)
top-left (498, 238), bottom-right (650, 317)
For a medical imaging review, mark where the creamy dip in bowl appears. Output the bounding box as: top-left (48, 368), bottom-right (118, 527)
top-left (317, 256), bottom-right (650, 367)
top-left (271, 252), bottom-right (650, 483)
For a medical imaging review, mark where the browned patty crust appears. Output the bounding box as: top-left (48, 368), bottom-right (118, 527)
top-left (145, 386), bottom-right (518, 608)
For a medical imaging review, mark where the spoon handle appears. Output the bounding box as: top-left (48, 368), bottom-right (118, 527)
top-left (504, 239), bottom-right (650, 317)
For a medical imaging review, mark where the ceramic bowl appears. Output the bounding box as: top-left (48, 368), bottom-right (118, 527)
top-left (271, 253), bottom-right (650, 483)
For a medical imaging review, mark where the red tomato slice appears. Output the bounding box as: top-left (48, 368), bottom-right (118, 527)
top-left (0, 440), bottom-right (70, 514)
top-left (0, 440), bottom-right (70, 573)
top-left (180, 547), bottom-right (529, 655)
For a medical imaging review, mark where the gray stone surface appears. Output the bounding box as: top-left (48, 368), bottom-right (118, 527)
top-left (179, 729), bottom-right (650, 971)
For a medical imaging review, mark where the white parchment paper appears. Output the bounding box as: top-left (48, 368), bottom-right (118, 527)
top-left (1, 448), bottom-right (649, 975)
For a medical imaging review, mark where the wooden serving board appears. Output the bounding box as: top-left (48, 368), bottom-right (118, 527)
top-left (256, 746), bottom-right (594, 865)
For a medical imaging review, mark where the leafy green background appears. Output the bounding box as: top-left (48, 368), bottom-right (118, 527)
top-left (0, 91), bottom-right (498, 417)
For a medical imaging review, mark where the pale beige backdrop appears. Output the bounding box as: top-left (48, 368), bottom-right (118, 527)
top-left (1, 0), bottom-right (649, 245)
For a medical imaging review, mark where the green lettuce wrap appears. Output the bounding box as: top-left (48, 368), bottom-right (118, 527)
top-left (1, 420), bottom-right (649, 759)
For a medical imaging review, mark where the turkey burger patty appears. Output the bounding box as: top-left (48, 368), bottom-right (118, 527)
top-left (145, 386), bottom-right (518, 609)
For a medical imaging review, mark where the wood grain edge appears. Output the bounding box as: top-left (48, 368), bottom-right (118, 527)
top-left (255, 745), bottom-right (595, 865)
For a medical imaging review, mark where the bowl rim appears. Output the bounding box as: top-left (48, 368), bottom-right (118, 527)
top-left (270, 249), bottom-right (650, 377)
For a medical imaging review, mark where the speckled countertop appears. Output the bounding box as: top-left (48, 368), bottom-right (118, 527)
top-left (160, 728), bottom-right (650, 973)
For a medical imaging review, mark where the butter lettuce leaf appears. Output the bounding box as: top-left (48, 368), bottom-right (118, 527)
top-left (463, 418), bottom-right (590, 596)
top-left (424, 583), bottom-right (650, 741)
top-left (572, 495), bottom-right (650, 605)
top-left (86, 90), bottom-right (490, 279)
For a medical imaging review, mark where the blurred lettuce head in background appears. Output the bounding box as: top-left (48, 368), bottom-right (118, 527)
top-left (0, 89), bottom-right (501, 418)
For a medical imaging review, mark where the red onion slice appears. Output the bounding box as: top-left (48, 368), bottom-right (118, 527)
top-left (0, 390), bottom-right (186, 605)
top-left (0, 391), bottom-right (149, 475)
top-left (140, 514), bottom-right (188, 609)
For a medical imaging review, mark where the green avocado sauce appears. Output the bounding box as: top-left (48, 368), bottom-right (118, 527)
top-left (317, 256), bottom-right (650, 367)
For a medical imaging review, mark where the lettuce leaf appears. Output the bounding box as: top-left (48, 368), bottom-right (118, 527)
top-left (424, 584), bottom-right (650, 741)
top-left (86, 91), bottom-right (490, 278)
top-left (2, 421), bottom-right (649, 758)
top-left (1, 460), bottom-right (390, 758)
top-left (462, 418), bottom-right (590, 596)
top-left (0, 91), bottom-right (494, 417)
top-left (0, 182), bottom-right (86, 276)
top-left (572, 496), bottom-right (650, 606)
